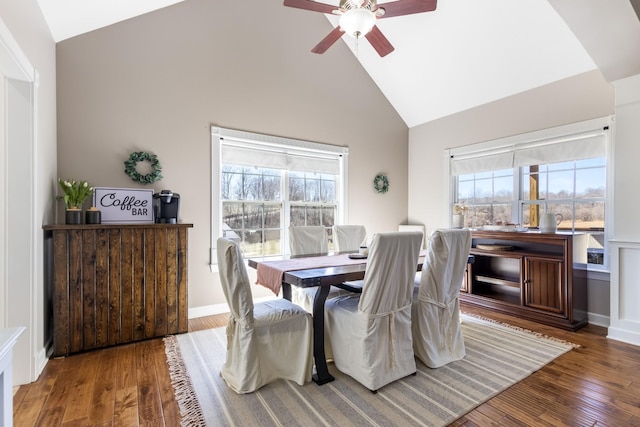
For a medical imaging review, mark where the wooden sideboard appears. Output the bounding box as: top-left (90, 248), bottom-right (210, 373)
top-left (460, 230), bottom-right (588, 331)
top-left (43, 223), bottom-right (192, 356)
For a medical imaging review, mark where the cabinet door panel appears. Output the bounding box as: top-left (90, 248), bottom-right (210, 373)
top-left (524, 257), bottom-right (564, 314)
top-left (95, 229), bottom-right (110, 347)
top-left (69, 229), bottom-right (83, 353)
top-left (120, 229), bottom-right (135, 343)
top-left (82, 230), bottom-right (97, 350)
top-left (108, 229), bottom-right (122, 346)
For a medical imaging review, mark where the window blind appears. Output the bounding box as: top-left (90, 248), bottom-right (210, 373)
top-left (450, 151), bottom-right (514, 175)
top-left (512, 132), bottom-right (605, 167)
top-left (218, 130), bottom-right (344, 175)
top-left (449, 122), bottom-right (609, 176)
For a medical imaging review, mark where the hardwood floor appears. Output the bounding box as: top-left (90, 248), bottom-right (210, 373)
top-left (13, 304), bottom-right (640, 426)
top-left (455, 305), bottom-right (640, 426)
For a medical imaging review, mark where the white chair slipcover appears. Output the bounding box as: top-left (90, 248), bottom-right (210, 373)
top-left (398, 224), bottom-right (426, 249)
top-left (289, 226), bottom-right (348, 313)
top-left (333, 225), bottom-right (367, 253)
top-left (289, 226), bottom-right (329, 256)
top-left (324, 231), bottom-right (422, 392)
top-left (217, 238), bottom-right (313, 393)
top-left (411, 228), bottom-right (471, 368)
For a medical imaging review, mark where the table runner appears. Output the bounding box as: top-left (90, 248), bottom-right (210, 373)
top-left (255, 253), bottom-right (367, 295)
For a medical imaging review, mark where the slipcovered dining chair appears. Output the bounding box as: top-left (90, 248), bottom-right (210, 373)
top-left (333, 224), bottom-right (367, 253)
top-left (411, 228), bottom-right (471, 368)
top-left (289, 225), bottom-right (329, 257)
top-left (398, 224), bottom-right (426, 249)
top-left (289, 225), bottom-right (345, 312)
top-left (217, 238), bottom-right (314, 394)
top-left (324, 231), bottom-right (423, 392)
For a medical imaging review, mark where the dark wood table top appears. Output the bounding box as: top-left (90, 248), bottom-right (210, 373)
top-left (248, 252), bottom-right (423, 287)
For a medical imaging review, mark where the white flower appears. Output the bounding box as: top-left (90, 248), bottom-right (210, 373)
top-left (453, 203), bottom-right (468, 215)
top-left (58, 177), bottom-right (95, 209)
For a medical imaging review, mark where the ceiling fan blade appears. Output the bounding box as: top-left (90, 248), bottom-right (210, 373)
top-left (377, 0), bottom-right (437, 19)
top-left (365, 25), bottom-right (395, 57)
top-left (311, 27), bottom-right (345, 54)
top-left (283, 0), bottom-right (337, 14)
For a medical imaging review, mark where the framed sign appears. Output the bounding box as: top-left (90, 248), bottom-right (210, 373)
top-left (93, 187), bottom-right (154, 224)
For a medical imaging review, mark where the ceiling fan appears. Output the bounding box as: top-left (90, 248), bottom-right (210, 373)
top-left (283, 0), bottom-right (438, 57)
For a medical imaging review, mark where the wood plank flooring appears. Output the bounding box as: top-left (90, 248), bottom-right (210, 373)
top-left (13, 304), bottom-right (640, 426)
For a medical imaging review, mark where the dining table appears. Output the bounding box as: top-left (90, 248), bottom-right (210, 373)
top-left (247, 252), bottom-right (425, 385)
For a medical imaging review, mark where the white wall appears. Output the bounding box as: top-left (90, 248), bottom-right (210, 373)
top-left (612, 74), bottom-right (640, 241)
top-left (608, 74), bottom-right (640, 345)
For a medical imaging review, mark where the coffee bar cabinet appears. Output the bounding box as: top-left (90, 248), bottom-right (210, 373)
top-left (44, 223), bottom-right (193, 356)
top-left (460, 230), bottom-right (588, 331)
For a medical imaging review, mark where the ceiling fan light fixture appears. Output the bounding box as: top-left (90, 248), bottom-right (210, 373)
top-left (339, 8), bottom-right (376, 38)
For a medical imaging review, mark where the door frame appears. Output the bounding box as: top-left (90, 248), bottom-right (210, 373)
top-left (0, 16), bottom-right (40, 384)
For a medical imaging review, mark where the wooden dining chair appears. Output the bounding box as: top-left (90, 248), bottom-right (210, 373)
top-left (324, 231), bottom-right (423, 392)
top-left (411, 228), bottom-right (471, 368)
top-left (217, 238), bottom-right (314, 393)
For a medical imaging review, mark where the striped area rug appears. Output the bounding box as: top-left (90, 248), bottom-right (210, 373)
top-left (164, 313), bottom-right (576, 426)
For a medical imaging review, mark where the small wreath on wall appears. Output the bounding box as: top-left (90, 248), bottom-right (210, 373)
top-left (373, 174), bottom-right (389, 194)
top-left (124, 151), bottom-right (163, 184)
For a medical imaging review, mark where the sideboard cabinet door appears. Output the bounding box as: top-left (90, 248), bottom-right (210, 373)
top-left (523, 256), bottom-right (565, 315)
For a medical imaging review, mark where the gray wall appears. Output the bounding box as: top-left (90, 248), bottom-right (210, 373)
top-left (55, 0), bottom-right (410, 310)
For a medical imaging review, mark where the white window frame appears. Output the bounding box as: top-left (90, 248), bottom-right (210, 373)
top-left (210, 126), bottom-right (349, 269)
top-left (445, 115), bottom-right (614, 274)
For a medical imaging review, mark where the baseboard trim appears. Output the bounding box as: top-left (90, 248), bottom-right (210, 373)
top-left (587, 312), bottom-right (610, 328)
top-left (607, 326), bottom-right (640, 347)
top-left (188, 303), bottom-right (230, 319)
top-left (35, 347), bottom-right (48, 380)
top-left (188, 295), bottom-right (279, 319)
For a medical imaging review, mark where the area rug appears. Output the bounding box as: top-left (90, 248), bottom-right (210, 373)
top-left (164, 313), bottom-right (577, 426)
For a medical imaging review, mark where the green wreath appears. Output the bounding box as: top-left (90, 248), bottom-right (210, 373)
top-left (124, 151), bottom-right (163, 184)
top-left (373, 174), bottom-right (389, 194)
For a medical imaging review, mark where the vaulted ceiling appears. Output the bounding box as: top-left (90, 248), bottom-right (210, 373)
top-left (37, 0), bottom-right (640, 127)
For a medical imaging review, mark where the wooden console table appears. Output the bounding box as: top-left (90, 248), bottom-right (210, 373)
top-left (43, 223), bottom-right (192, 356)
top-left (460, 230), bottom-right (588, 331)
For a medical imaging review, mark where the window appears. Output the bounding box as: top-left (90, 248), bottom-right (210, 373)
top-left (448, 117), bottom-right (612, 269)
top-left (289, 170), bottom-right (337, 228)
top-left (457, 168), bottom-right (514, 226)
top-left (211, 127), bottom-right (348, 265)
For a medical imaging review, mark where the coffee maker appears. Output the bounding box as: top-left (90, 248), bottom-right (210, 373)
top-left (153, 190), bottom-right (180, 224)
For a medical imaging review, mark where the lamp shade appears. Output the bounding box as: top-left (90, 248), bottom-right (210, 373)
top-left (339, 8), bottom-right (376, 38)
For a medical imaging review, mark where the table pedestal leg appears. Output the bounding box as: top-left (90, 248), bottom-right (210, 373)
top-left (281, 282), bottom-right (292, 301)
top-left (311, 285), bottom-right (334, 385)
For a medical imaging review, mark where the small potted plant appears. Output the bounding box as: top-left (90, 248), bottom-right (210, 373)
top-left (58, 178), bottom-right (94, 224)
